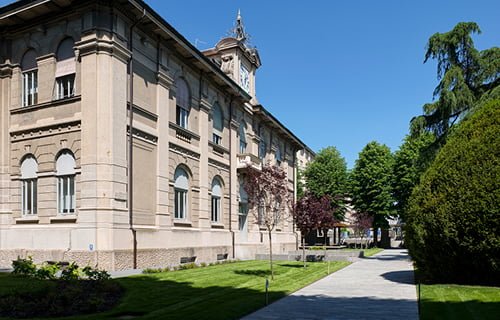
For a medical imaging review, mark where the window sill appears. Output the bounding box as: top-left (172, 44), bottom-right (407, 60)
top-left (209, 141), bottom-right (229, 156)
top-left (15, 216), bottom-right (39, 224)
top-left (50, 215), bottom-right (77, 223)
top-left (173, 220), bottom-right (192, 227)
top-left (169, 122), bottom-right (200, 143)
top-left (11, 95), bottom-right (81, 114)
top-left (211, 223), bottom-right (225, 229)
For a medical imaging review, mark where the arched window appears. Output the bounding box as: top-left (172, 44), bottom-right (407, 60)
top-left (259, 131), bottom-right (267, 160)
top-left (20, 156), bottom-right (38, 215)
top-left (275, 143), bottom-right (283, 164)
top-left (56, 151), bottom-right (76, 214)
top-left (174, 167), bottom-right (189, 219)
top-left (175, 78), bottom-right (190, 129)
top-left (238, 179), bottom-right (248, 231)
top-left (239, 121), bottom-right (247, 154)
top-left (211, 178), bottom-right (223, 223)
top-left (212, 103), bottom-right (223, 145)
top-left (55, 38), bottom-right (75, 100)
top-left (21, 49), bottom-right (38, 107)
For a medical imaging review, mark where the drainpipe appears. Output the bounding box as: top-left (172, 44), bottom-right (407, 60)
top-left (229, 96), bottom-right (235, 259)
top-left (128, 9), bottom-right (146, 270)
top-left (293, 149), bottom-right (299, 250)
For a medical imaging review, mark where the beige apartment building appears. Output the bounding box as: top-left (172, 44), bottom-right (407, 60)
top-left (0, 0), bottom-right (313, 271)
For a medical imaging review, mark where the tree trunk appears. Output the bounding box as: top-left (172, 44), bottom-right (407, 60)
top-left (373, 222), bottom-right (378, 247)
top-left (302, 235), bottom-right (306, 268)
top-left (268, 230), bottom-right (274, 280)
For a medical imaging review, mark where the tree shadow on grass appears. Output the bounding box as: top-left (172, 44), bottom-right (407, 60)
top-left (233, 269), bottom-right (272, 277)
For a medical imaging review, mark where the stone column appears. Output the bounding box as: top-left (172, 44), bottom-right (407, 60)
top-left (198, 98), bottom-right (210, 229)
top-left (77, 33), bottom-right (130, 269)
top-left (0, 64), bottom-right (13, 255)
top-left (156, 69), bottom-right (173, 228)
top-left (229, 118), bottom-right (239, 234)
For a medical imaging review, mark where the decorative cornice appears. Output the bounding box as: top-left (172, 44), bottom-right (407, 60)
top-left (199, 98), bottom-right (211, 112)
top-left (76, 37), bottom-right (131, 64)
top-left (157, 69), bottom-right (174, 89)
top-left (230, 119), bottom-right (239, 130)
top-left (169, 142), bottom-right (201, 160)
top-left (208, 158), bottom-right (230, 171)
top-left (0, 64), bottom-right (14, 78)
top-left (10, 120), bottom-right (81, 142)
top-left (128, 126), bottom-right (158, 144)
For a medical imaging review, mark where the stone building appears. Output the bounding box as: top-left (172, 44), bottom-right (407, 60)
top-left (0, 0), bottom-right (313, 270)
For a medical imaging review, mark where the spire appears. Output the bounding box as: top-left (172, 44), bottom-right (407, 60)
top-left (230, 9), bottom-right (249, 44)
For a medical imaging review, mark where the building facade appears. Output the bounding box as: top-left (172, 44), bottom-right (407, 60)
top-left (0, 0), bottom-right (312, 270)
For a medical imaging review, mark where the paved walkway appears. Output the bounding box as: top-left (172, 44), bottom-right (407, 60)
top-left (242, 249), bottom-right (418, 320)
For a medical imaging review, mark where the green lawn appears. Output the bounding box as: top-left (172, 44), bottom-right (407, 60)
top-left (420, 284), bottom-right (500, 320)
top-left (0, 260), bottom-right (349, 320)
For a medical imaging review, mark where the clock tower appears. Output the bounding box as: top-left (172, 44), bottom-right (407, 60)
top-left (203, 10), bottom-right (261, 103)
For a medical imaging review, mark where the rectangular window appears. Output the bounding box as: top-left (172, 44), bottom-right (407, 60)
top-left (58, 175), bottom-right (75, 214)
top-left (213, 133), bottom-right (222, 145)
top-left (239, 141), bottom-right (247, 154)
top-left (238, 202), bottom-right (248, 231)
top-left (175, 189), bottom-right (187, 219)
top-left (259, 141), bottom-right (266, 160)
top-left (55, 74), bottom-right (75, 100)
top-left (176, 107), bottom-right (189, 129)
top-left (21, 179), bottom-right (37, 215)
top-left (211, 196), bottom-right (221, 222)
top-left (22, 70), bottom-right (38, 107)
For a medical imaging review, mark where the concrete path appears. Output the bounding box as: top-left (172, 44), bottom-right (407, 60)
top-left (242, 249), bottom-right (418, 320)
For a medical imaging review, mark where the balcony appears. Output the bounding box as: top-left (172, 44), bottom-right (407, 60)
top-left (237, 153), bottom-right (262, 171)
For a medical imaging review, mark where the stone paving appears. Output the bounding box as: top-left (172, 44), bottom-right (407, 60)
top-left (242, 249), bottom-right (418, 320)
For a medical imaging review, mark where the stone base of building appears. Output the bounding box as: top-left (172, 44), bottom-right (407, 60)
top-left (0, 246), bottom-right (232, 271)
top-left (0, 242), bottom-right (297, 271)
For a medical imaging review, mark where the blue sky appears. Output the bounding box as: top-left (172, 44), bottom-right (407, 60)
top-left (1, 0), bottom-right (498, 167)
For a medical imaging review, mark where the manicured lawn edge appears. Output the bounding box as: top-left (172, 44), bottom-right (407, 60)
top-left (419, 284), bottom-right (500, 320)
top-left (0, 260), bottom-right (351, 320)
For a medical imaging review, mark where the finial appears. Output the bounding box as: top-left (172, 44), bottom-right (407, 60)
top-left (231, 9), bottom-right (248, 43)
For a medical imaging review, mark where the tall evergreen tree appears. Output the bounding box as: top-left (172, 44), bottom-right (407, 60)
top-left (411, 22), bottom-right (500, 141)
top-left (350, 142), bottom-right (394, 245)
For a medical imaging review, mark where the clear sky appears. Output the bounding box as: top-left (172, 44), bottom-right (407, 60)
top-left (1, 0), bottom-right (498, 167)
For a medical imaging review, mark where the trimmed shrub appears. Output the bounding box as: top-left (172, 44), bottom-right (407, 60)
top-left (405, 99), bottom-right (500, 285)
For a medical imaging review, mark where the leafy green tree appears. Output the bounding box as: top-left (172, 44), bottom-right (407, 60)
top-left (411, 22), bottom-right (500, 141)
top-left (304, 146), bottom-right (348, 215)
top-left (296, 168), bottom-right (306, 200)
top-left (350, 142), bottom-right (394, 245)
top-left (406, 99), bottom-right (500, 285)
top-left (392, 133), bottom-right (435, 220)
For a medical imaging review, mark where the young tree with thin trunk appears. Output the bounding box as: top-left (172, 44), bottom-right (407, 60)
top-left (244, 164), bottom-right (291, 280)
top-left (352, 211), bottom-right (374, 249)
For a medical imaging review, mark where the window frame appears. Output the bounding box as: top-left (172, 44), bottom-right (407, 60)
top-left (55, 74), bottom-right (75, 100)
top-left (20, 156), bottom-right (38, 216)
top-left (174, 167), bottom-right (189, 220)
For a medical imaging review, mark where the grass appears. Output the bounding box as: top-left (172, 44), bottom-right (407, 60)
top-left (419, 284), bottom-right (500, 320)
top-left (0, 260), bottom-right (350, 320)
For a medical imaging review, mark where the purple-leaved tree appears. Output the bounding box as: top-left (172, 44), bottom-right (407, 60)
top-left (244, 164), bottom-right (292, 279)
top-left (293, 192), bottom-right (337, 267)
top-left (352, 211), bottom-right (374, 249)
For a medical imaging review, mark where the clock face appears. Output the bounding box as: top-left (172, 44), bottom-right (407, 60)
top-left (240, 65), bottom-right (250, 93)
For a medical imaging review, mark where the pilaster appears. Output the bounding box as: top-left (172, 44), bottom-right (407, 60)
top-left (156, 69), bottom-right (172, 227)
top-left (198, 99), bottom-right (210, 229)
top-left (0, 64), bottom-right (13, 234)
top-left (78, 34), bottom-right (129, 252)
